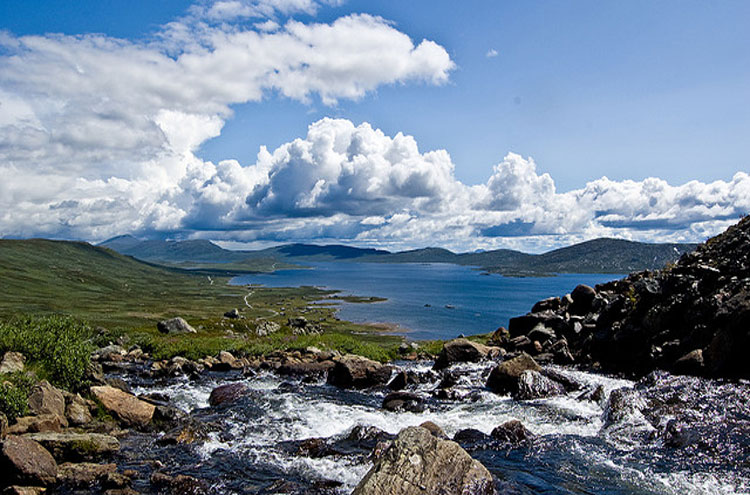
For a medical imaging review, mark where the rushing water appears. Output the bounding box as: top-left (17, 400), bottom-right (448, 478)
top-left (115, 361), bottom-right (749, 495)
top-left (230, 262), bottom-right (622, 339)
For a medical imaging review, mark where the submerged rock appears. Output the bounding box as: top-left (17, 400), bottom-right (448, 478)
top-left (0, 436), bottom-right (58, 486)
top-left (156, 317), bottom-right (196, 335)
top-left (327, 354), bottom-right (393, 389)
top-left (353, 426), bottom-right (495, 495)
top-left (382, 392), bottom-right (424, 413)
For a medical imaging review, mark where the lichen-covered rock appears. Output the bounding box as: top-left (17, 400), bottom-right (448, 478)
top-left (486, 353), bottom-right (541, 396)
top-left (28, 381), bottom-right (66, 418)
top-left (24, 432), bottom-right (120, 462)
top-left (156, 317), bottom-right (196, 334)
top-left (0, 436), bottom-right (58, 486)
top-left (353, 426), bottom-right (495, 495)
top-left (90, 386), bottom-right (155, 427)
top-left (327, 354), bottom-right (393, 389)
top-left (0, 352), bottom-right (26, 374)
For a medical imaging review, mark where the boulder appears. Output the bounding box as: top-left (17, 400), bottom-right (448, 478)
top-left (91, 345), bottom-right (126, 362)
top-left (382, 392), bottom-right (424, 413)
top-left (90, 386), bottom-right (155, 427)
top-left (156, 317), bottom-right (196, 335)
top-left (223, 309), bottom-right (240, 319)
top-left (672, 349), bottom-right (705, 375)
top-left (570, 284), bottom-right (597, 314)
top-left (491, 420), bottom-right (533, 445)
top-left (0, 436), bottom-right (58, 486)
top-left (0, 352), bottom-right (26, 374)
top-left (208, 383), bottom-right (249, 407)
top-left (57, 462), bottom-right (117, 487)
top-left (327, 355), bottom-right (393, 389)
top-left (24, 432), bottom-right (120, 462)
top-left (387, 371), bottom-right (409, 391)
top-left (28, 381), bottom-right (66, 418)
top-left (486, 353), bottom-right (541, 396)
top-left (65, 396), bottom-right (93, 427)
top-left (254, 319), bottom-right (280, 337)
top-left (515, 370), bottom-right (566, 400)
top-left (353, 426), bottom-right (495, 495)
top-left (7, 414), bottom-right (67, 434)
top-left (419, 421), bottom-right (448, 439)
top-left (433, 338), bottom-right (496, 370)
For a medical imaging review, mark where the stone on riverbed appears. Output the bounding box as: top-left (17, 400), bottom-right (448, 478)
top-left (90, 386), bottom-right (155, 427)
top-left (486, 353), bottom-right (541, 396)
top-left (382, 392), bottom-right (424, 412)
top-left (208, 383), bottom-right (249, 407)
top-left (353, 426), bottom-right (495, 495)
top-left (23, 432), bottom-right (120, 462)
top-left (327, 354), bottom-right (393, 389)
top-left (0, 436), bottom-right (58, 486)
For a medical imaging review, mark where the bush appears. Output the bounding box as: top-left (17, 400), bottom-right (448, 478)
top-left (0, 315), bottom-right (94, 390)
top-left (0, 372), bottom-right (36, 421)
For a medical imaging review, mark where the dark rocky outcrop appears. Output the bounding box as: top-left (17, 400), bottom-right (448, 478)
top-left (327, 355), bottom-right (393, 389)
top-left (353, 426), bottom-right (495, 495)
top-left (506, 216), bottom-right (750, 378)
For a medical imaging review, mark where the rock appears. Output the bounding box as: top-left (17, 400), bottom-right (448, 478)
top-left (7, 414), bottom-right (67, 434)
top-left (0, 352), bottom-right (26, 374)
top-left (28, 381), bottom-right (66, 418)
top-left (452, 428), bottom-right (491, 445)
top-left (223, 308), bottom-right (240, 319)
top-left (91, 345), bottom-right (126, 362)
top-left (156, 317), bottom-right (196, 335)
top-left (327, 354), bottom-right (393, 389)
top-left (570, 284), bottom-right (597, 314)
top-left (353, 426), bottom-right (495, 495)
top-left (65, 395), bottom-right (93, 426)
top-left (212, 351), bottom-right (242, 371)
top-left (527, 324), bottom-right (557, 343)
top-left (382, 392), bottom-right (424, 413)
top-left (105, 378), bottom-right (131, 394)
top-left (90, 386), bottom-right (155, 427)
top-left (2, 487), bottom-right (47, 495)
top-left (0, 436), bottom-right (58, 486)
top-left (490, 420), bottom-right (533, 445)
top-left (24, 432), bottom-right (120, 462)
top-left (150, 472), bottom-right (207, 494)
top-left (515, 370), bottom-right (566, 400)
top-left (672, 349), bottom-right (705, 376)
top-left (208, 383), bottom-right (249, 407)
top-left (419, 421), bottom-right (448, 439)
top-left (277, 361), bottom-right (334, 377)
top-left (288, 316), bottom-right (322, 335)
top-left (0, 412), bottom-right (7, 438)
top-left (56, 462), bottom-right (117, 487)
top-left (486, 353), bottom-right (541, 396)
top-left (433, 338), bottom-right (496, 370)
top-left (387, 371), bottom-right (409, 391)
top-left (531, 297), bottom-right (560, 313)
top-left (254, 319), bottom-right (280, 337)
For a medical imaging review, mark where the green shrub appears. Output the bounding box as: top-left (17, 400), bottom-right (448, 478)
top-left (0, 315), bottom-right (94, 390)
top-left (0, 372), bottom-right (36, 421)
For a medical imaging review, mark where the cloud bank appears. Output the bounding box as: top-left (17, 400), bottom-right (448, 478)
top-left (0, 1), bottom-right (747, 251)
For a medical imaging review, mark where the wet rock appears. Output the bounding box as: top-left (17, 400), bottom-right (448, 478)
top-left (156, 317), bottom-right (196, 335)
top-left (56, 462), bottom-right (117, 487)
top-left (353, 426), bottom-right (495, 495)
top-left (208, 382), bottom-right (249, 407)
top-left (452, 428), bottom-right (491, 445)
top-left (433, 338), bottom-right (497, 370)
top-left (347, 425), bottom-right (390, 444)
top-left (515, 370), bottom-right (566, 400)
top-left (150, 472), bottom-right (208, 495)
top-left (28, 381), bottom-right (66, 418)
top-left (490, 420), bottom-right (533, 445)
top-left (672, 349), bottom-right (705, 375)
top-left (159, 418), bottom-right (212, 445)
top-left (327, 354), bottom-right (393, 389)
top-left (486, 353), bottom-right (541, 396)
top-left (277, 361), bottom-right (334, 378)
top-left (223, 308), bottom-right (240, 319)
top-left (90, 386), bottom-right (155, 427)
top-left (0, 436), bottom-right (58, 486)
top-left (387, 371), bottom-right (409, 391)
top-left (0, 352), bottom-right (26, 374)
top-left (7, 414), bottom-right (67, 434)
top-left (65, 394), bottom-right (93, 426)
top-left (295, 437), bottom-right (341, 458)
top-left (419, 421), bottom-right (448, 439)
top-left (382, 392), bottom-right (424, 412)
top-left (24, 432), bottom-right (120, 462)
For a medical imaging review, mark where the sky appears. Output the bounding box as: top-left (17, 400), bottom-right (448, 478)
top-left (0, 0), bottom-right (748, 253)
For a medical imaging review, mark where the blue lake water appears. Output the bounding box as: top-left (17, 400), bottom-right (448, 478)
top-left (231, 262), bottom-right (622, 340)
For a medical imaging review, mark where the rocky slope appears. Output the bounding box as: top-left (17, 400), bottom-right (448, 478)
top-left (499, 216), bottom-right (750, 378)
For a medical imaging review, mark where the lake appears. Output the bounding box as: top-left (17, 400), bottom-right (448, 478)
top-left (231, 262), bottom-right (622, 340)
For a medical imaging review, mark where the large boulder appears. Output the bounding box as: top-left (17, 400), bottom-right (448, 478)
top-left (28, 381), bottom-right (66, 418)
top-left (24, 432), bottom-right (120, 462)
top-left (0, 352), bottom-right (26, 374)
top-left (90, 386), bottom-right (155, 427)
top-left (486, 353), bottom-right (541, 396)
top-left (433, 338), bottom-right (497, 370)
top-left (0, 436), bottom-right (58, 486)
top-left (156, 317), bottom-right (196, 334)
top-left (327, 355), bottom-right (393, 389)
top-left (353, 426), bottom-right (495, 495)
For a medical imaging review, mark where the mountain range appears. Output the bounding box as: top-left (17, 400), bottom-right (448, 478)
top-left (100, 235), bottom-right (698, 275)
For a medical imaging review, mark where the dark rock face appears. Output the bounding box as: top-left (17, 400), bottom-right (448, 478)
top-left (382, 392), bottom-right (424, 412)
top-left (0, 436), bottom-right (58, 486)
top-left (353, 426), bottom-right (495, 495)
top-left (327, 355), bottom-right (393, 389)
top-left (486, 353), bottom-right (541, 396)
top-left (208, 383), bottom-right (249, 407)
top-left (490, 420), bottom-right (533, 445)
top-left (508, 216), bottom-right (750, 378)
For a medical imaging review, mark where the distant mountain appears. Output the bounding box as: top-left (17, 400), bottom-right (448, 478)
top-left (100, 235), bottom-right (697, 275)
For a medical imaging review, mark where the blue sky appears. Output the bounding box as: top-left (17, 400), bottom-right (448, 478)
top-left (0, 0), bottom-right (748, 251)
